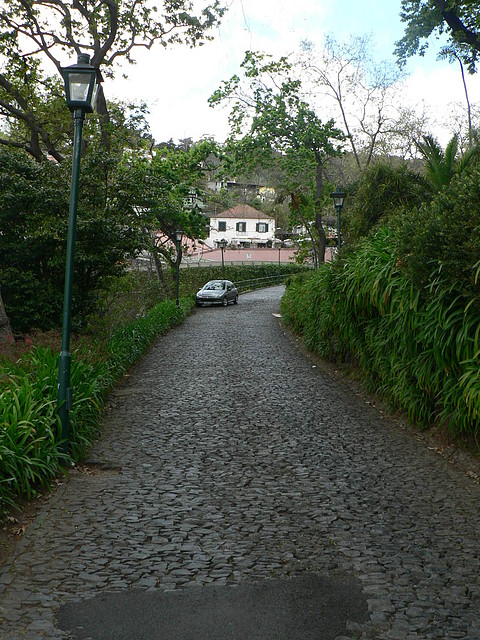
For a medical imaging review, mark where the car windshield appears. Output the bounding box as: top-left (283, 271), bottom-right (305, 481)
top-left (204, 281), bottom-right (224, 291)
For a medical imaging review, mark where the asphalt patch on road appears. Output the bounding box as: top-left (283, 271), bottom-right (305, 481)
top-left (57, 573), bottom-right (368, 639)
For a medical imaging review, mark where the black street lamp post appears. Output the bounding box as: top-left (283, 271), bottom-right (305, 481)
top-left (331, 190), bottom-right (346, 250)
top-left (218, 238), bottom-right (227, 279)
top-left (175, 229), bottom-right (183, 307)
top-left (57, 53), bottom-right (100, 451)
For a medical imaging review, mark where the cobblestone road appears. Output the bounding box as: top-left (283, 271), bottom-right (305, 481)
top-left (1, 286), bottom-right (480, 639)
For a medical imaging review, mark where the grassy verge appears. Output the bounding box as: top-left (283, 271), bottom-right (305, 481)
top-left (281, 227), bottom-right (480, 442)
top-left (0, 297), bottom-right (193, 518)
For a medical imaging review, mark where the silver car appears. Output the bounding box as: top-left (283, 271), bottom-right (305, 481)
top-left (195, 280), bottom-right (239, 307)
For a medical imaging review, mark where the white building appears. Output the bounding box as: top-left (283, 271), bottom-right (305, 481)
top-left (207, 204), bottom-right (275, 249)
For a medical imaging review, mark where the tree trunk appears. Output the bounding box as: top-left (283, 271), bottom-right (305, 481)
top-left (95, 84), bottom-right (111, 152)
top-left (457, 55), bottom-right (473, 147)
top-left (314, 159), bottom-right (326, 264)
top-left (0, 286), bottom-right (13, 344)
top-left (152, 251), bottom-right (170, 296)
top-left (314, 213), bottom-right (327, 266)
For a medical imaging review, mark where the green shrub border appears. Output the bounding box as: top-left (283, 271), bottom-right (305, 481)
top-left (0, 297), bottom-right (192, 517)
top-left (281, 227), bottom-right (480, 440)
top-left (179, 262), bottom-right (309, 295)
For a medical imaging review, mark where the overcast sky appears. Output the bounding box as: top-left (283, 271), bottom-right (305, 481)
top-left (109, 0), bottom-right (480, 145)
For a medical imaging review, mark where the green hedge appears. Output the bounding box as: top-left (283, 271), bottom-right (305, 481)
top-left (0, 297), bottom-right (193, 517)
top-left (179, 263), bottom-right (309, 294)
top-left (281, 226), bottom-right (480, 438)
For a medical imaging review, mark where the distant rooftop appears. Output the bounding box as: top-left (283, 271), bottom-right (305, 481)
top-left (209, 204), bottom-right (274, 220)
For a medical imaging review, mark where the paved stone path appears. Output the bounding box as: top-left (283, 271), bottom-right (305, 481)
top-left (1, 286), bottom-right (480, 639)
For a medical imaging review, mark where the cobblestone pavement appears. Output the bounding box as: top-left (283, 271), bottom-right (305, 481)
top-left (1, 286), bottom-right (480, 639)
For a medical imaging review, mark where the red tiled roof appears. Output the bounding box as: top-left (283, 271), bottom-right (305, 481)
top-left (209, 204), bottom-right (274, 220)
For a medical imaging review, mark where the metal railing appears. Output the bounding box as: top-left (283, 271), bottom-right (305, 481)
top-left (234, 272), bottom-right (299, 293)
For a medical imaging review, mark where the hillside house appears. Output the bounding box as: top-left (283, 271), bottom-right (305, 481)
top-left (207, 204), bottom-right (275, 249)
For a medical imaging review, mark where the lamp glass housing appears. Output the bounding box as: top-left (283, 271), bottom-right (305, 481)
top-left (175, 230), bottom-right (183, 243)
top-left (331, 190), bottom-right (346, 209)
top-left (62, 54), bottom-right (98, 113)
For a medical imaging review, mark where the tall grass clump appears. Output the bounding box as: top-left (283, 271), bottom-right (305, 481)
top-left (0, 297), bottom-right (193, 517)
top-left (281, 227), bottom-right (480, 439)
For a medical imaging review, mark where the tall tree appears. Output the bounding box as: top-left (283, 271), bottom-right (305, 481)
top-left (438, 44), bottom-right (475, 146)
top-left (0, 0), bottom-right (225, 160)
top-left (115, 140), bottom-right (216, 290)
top-left (395, 1), bottom-right (480, 72)
top-left (0, 95), bottom-right (154, 334)
top-left (209, 51), bottom-right (344, 264)
top-left (0, 145), bottom-right (142, 333)
top-left (299, 34), bottom-right (423, 171)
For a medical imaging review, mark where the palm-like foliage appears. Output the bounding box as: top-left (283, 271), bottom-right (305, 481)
top-left (348, 161), bottom-right (430, 240)
top-left (416, 134), bottom-right (479, 191)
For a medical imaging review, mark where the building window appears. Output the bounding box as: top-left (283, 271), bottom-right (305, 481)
top-left (236, 221), bottom-right (246, 232)
top-left (218, 221), bottom-right (226, 232)
top-left (256, 222), bottom-right (269, 233)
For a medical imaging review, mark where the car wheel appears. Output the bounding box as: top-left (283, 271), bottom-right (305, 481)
top-left (222, 297), bottom-right (228, 307)
top-left (234, 295), bottom-right (239, 304)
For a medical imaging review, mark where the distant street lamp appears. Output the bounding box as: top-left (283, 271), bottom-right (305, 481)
top-left (218, 238), bottom-right (227, 279)
top-left (175, 229), bottom-right (183, 307)
top-left (274, 238), bottom-right (283, 282)
top-left (331, 189), bottom-right (346, 250)
top-left (57, 53), bottom-right (101, 451)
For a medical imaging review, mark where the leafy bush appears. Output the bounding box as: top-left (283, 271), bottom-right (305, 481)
top-left (345, 160), bottom-right (430, 241)
top-left (281, 227), bottom-right (480, 438)
top-left (87, 271), bottom-right (168, 337)
top-left (394, 164), bottom-right (480, 307)
top-left (0, 370), bottom-right (62, 509)
top-left (0, 148), bottom-right (141, 334)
